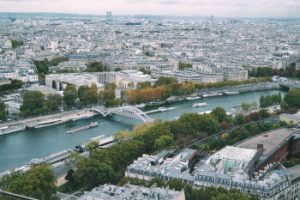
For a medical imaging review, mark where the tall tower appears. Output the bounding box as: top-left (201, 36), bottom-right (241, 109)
top-left (106, 11), bottom-right (113, 24)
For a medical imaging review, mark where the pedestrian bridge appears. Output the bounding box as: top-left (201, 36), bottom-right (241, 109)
top-left (92, 106), bottom-right (154, 123)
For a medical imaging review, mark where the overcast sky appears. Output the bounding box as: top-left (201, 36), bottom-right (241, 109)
top-left (0, 0), bottom-right (299, 18)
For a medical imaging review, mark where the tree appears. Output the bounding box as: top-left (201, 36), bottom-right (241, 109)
top-left (250, 67), bottom-right (273, 77)
top-left (11, 39), bottom-right (24, 48)
top-left (234, 114), bottom-right (245, 125)
top-left (5, 165), bottom-right (56, 200)
top-left (78, 85), bottom-right (89, 101)
top-left (167, 179), bottom-right (185, 191)
top-left (180, 81), bottom-right (196, 95)
top-left (260, 93), bottom-right (281, 108)
top-left (137, 81), bottom-right (151, 90)
top-left (85, 61), bottom-right (109, 72)
top-left (44, 94), bottom-right (62, 112)
top-left (34, 57), bottom-right (68, 83)
top-left (211, 107), bottom-right (227, 122)
top-left (155, 76), bottom-right (178, 87)
top-left (259, 109), bottom-right (270, 119)
top-left (74, 158), bottom-right (115, 189)
top-left (0, 100), bottom-right (6, 120)
top-left (170, 113), bottom-right (220, 137)
top-left (105, 83), bottom-right (117, 91)
top-left (20, 91), bottom-right (45, 116)
top-left (82, 83), bottom-right (99, 105)
top-left (284, 88), bottom-right (300, 110)
top-left (87, 141), bottom-right (99, 152)
top-left (63, 85), bottom-right (77, 108)
top-left (0, 79), bottom-right (23, 93)
top-left (179, 62), bottom-right (192, 70)
top-left (105, 98), bottom-right (122, 107)
top-left (154, 135), bottom-right (175, 151)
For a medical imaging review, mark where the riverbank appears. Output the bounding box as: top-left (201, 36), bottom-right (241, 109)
top-left (144, 81), bottom-right (280, 106)
top-left (0, 82), bottom-right (280, 136)
top-left (0, 109), bottom-right (97, 136)
top-left (0, 90), bottom-right (285, 172)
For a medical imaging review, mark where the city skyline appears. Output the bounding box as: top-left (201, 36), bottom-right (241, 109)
top-left (0, 0), bottom-right (300, 18)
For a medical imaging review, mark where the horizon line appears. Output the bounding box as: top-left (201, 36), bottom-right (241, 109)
top-left (0, 11), bottom-right (300, 20)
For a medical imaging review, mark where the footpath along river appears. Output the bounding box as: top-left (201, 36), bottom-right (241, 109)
top-left (0, 90), bottom-right (285, 172)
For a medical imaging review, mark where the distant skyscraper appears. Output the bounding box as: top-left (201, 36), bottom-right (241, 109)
top-left (106, 11), bottom-right (113, 24)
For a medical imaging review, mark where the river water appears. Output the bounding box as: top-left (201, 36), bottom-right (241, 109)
top-left (0, 90), bottom-right (285, 172)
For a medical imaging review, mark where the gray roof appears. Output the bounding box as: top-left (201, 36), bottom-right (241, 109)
top-left (236, 128), bottom-right (295, 157)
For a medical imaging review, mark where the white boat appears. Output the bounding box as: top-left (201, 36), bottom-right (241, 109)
top-left (186, 96), bottom-right (201, 101)
top-left (0, 126), bottom-right (8, 130)
top-left (34, 119), bottom-right (64, 128)
top-left (202, 92), bottom-right (223, 98)
top-left (198, 110), bottom-right (212, 115)
top-left (30, 149), bottom-right (72, 165)
top-left (193, 103), bottom-right (208, 108)
top-left (223, 91), bottom-right (239, 95)
top-left (67, 122), bottom-right (98, 134)
top-left (136, 103), bottom-right (146, 108)
top-left (90, 135), bottom-right (115, 146)
top-left (158, 107), bottom-right (168, 112)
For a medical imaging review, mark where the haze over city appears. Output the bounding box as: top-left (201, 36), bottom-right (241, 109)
top-left (0, 0), bottom-right (300, 18)
top-left (1, 0), bottom-right (300, 199)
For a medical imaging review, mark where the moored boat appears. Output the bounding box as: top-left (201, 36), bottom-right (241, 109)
top-left (67, 122), bottom-right (98, 134)
top-left (186, 96), bottom-right (201, 101)
top-left (193, 102), bottom-right (208, 108)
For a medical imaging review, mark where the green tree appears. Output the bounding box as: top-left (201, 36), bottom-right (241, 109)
top-left (0, 79), bottom-right (23, 93)
top-left (167, 179), bottom-right (185, 191)
top-left (0, 100), bottom-right (6, 120)
top-left (170, 113), bottom-right (220, 137)
top-left (154, 135), bottom-right (174, 151)
top-left (105, 98), bottom-right (122, 107)
top-left (20, 91), bottom-right (45, 116)
top-left (63, 85), bottom-right (77, 108)
top-left (82, 84), bottom-right (99, 105)
top-left (78, 85), bottom-right (89, 102)
top-left (260, 93), bottom-right (281, 108)
top-left (234, 114), bottom-right (246, 125)
top-left (85, 61), bottom-right (109, 72)
top-left (105, 83), bottom-right (117, 91)
top-left (211, 107), bottom-right (227, 122)
top-left (259, 109), bottom-right (270, 119)
top-left (87, 141), bottom-right (99, 152)
top-left (251, 67), bottom-right (273, 77)
top-left (74, 158), bottom-right (115, 189)
top-left (11, 39), bottom-right (24, 48)
top-left (284, 88), bottom-right (300, 110)
top-left (155, 76), bottom-right (178, 87)
top-left (5, 165), bottom-right (56, 200)
top-left (137, 81), bottom-right (151, 90)
top-left (179, 62), bottom-right (192, 70)
top-left (44, 94), bottom-right (62, 112)
top-left (34, 56), bottom-right (68, 83)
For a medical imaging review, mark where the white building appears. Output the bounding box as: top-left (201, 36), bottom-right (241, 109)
top-left (45, 73), bottom-right (103, 91)
top-left (99, 70), bottom-right (156, 90)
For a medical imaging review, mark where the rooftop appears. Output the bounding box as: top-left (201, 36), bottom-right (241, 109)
top-left (126, 149), bottom-right (197, 182)
top-left (209, 146), bottom-right (258, 162)
top-left (73, 184), bottom-right (184, 200)
top-left (236, 128), bottom-right (295, 157)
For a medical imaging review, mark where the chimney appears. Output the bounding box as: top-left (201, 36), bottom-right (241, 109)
top-left (257, 144), bottom-right (264, 151)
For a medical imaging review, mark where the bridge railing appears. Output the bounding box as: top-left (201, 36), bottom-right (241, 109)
top-left (92, 106), bottom-right (154, 123)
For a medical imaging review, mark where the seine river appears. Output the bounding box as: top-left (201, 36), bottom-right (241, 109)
top-left (0, 90), bottom-right (285, 172)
